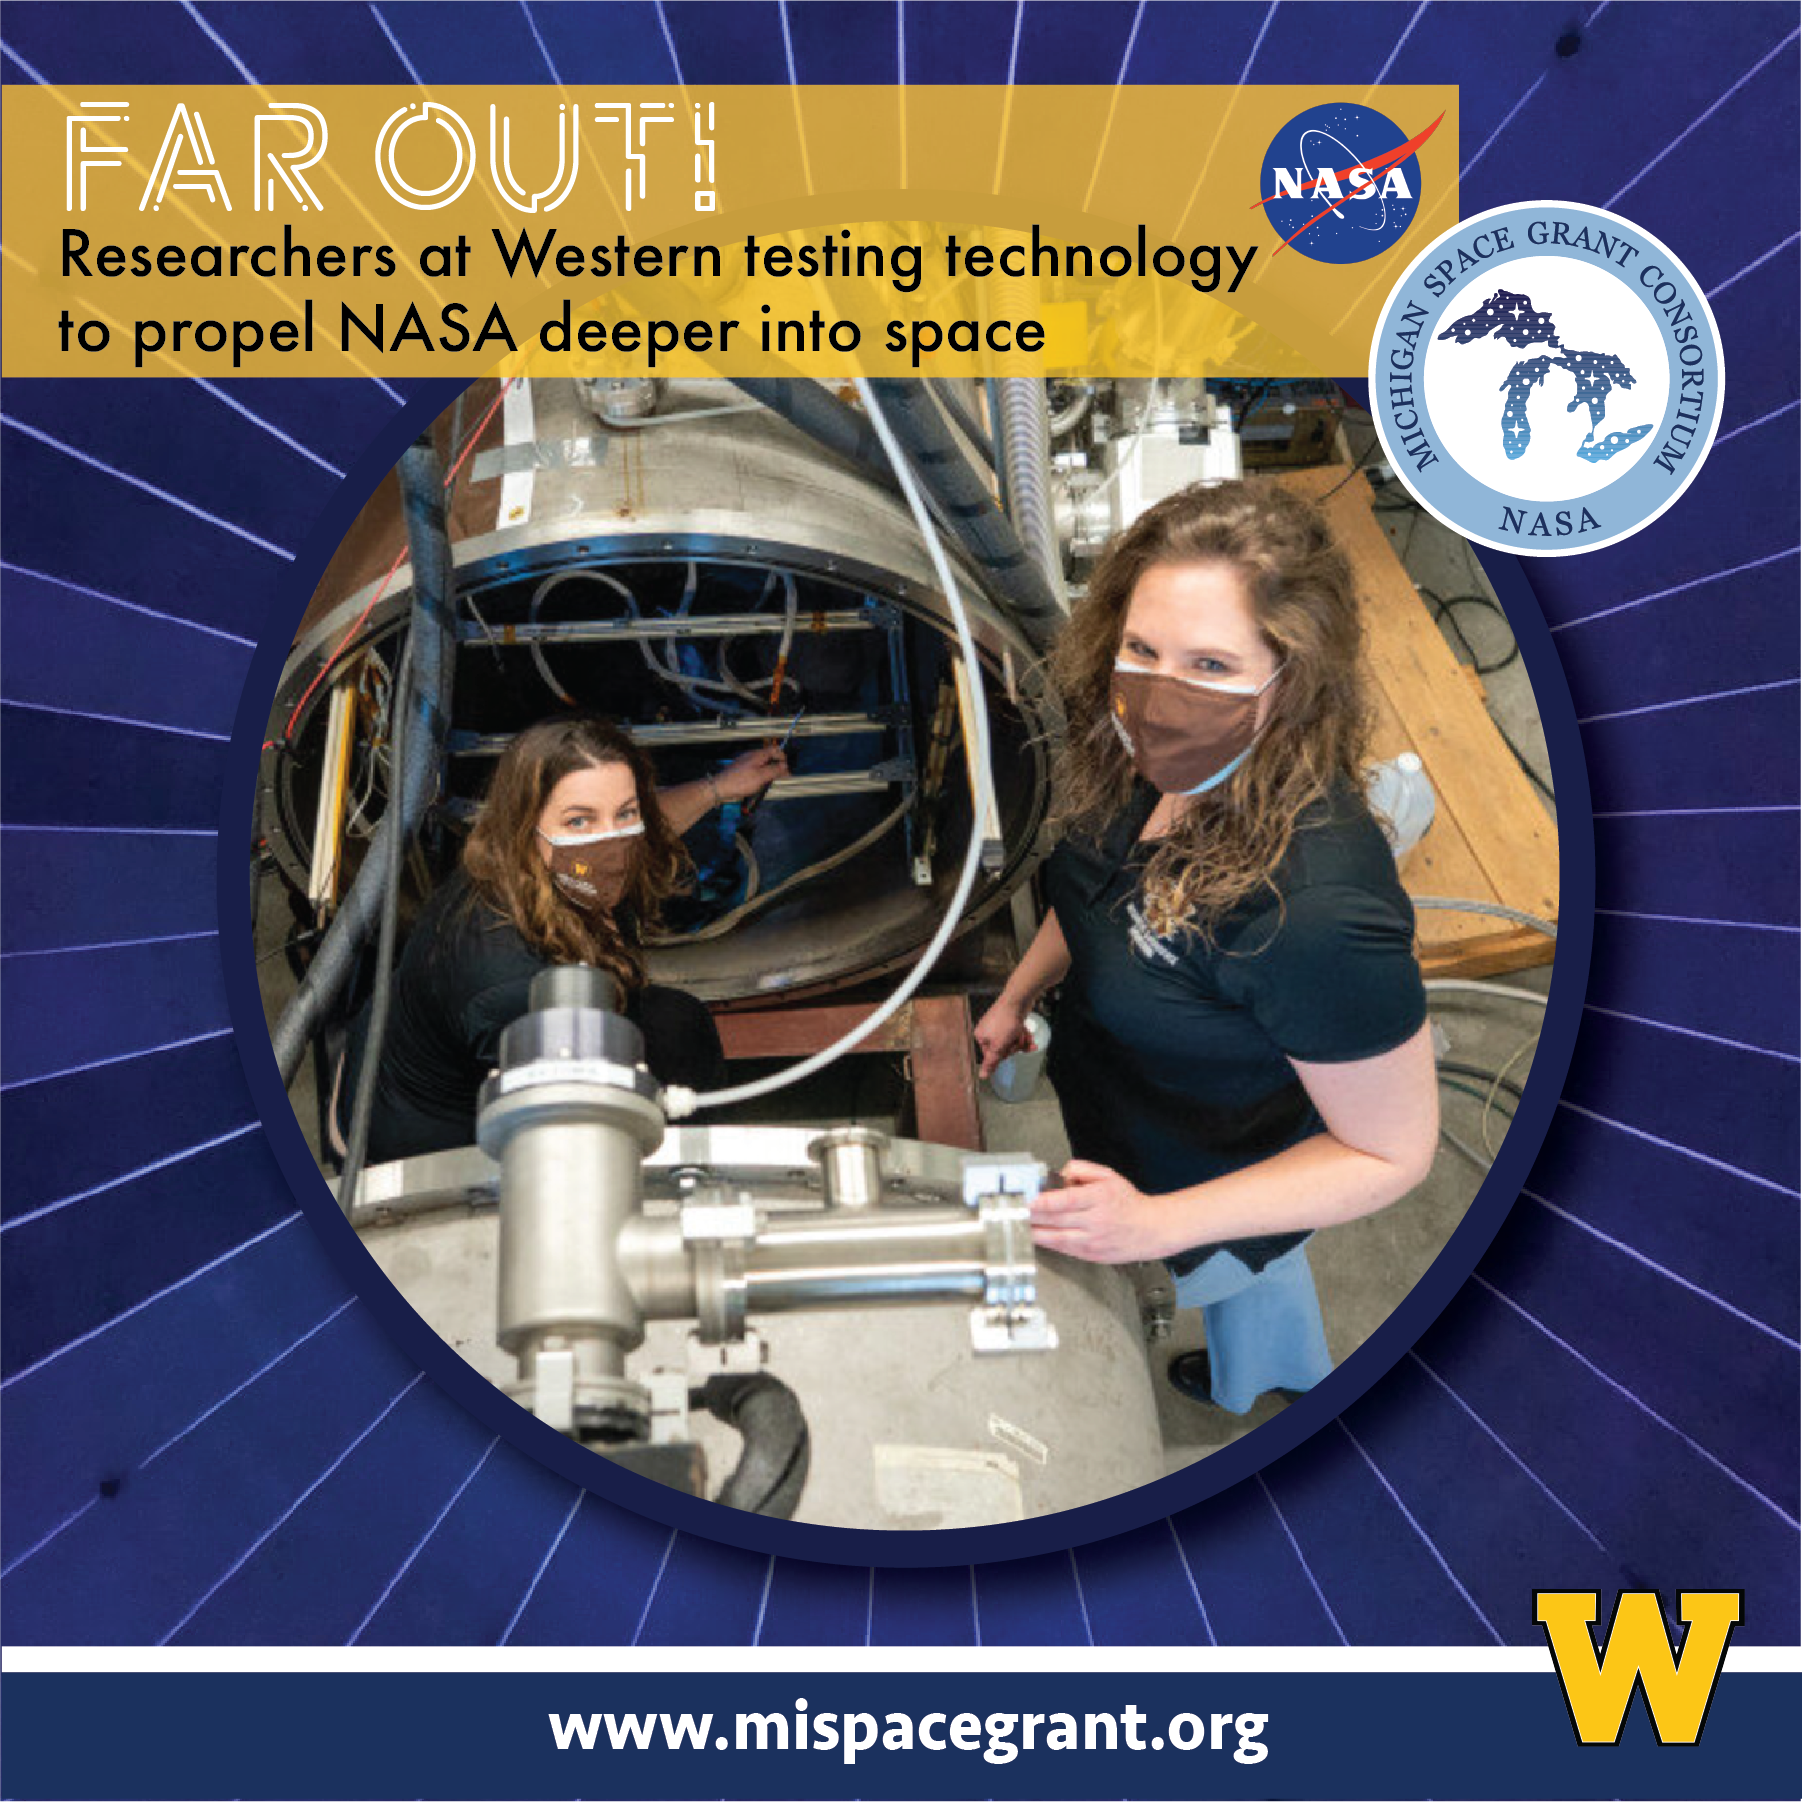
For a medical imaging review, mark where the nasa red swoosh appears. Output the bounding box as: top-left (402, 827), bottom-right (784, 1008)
top-left (1253, 111), bottom-right (1444, 255)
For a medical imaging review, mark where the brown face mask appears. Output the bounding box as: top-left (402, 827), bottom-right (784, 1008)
top-left (538, 823), bottom-right (643, 912)
top-left (1109, 660), bottom-right (1283, 796)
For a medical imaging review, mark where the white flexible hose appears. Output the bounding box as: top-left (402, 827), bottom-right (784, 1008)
top-left (663, 376), bottom-right (994, 1119)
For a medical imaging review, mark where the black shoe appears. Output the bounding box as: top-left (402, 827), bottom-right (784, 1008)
top-left (1164, 1348), bottom-right (1305, 1408)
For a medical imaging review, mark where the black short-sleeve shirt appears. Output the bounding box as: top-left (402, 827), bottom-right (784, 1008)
top-left (1041, 779), bottom-right (1427, 1276)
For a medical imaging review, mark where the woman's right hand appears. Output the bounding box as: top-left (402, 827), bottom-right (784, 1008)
top-left (974, 993), bottom-right (1034, 1079)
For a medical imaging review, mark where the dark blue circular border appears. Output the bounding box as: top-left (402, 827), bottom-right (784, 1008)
top-left (218, 382), bottom-right (1595, 1569)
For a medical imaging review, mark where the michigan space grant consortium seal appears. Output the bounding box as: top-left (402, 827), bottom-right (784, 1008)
top-left (1370, 201), bottom-right (1724, 557)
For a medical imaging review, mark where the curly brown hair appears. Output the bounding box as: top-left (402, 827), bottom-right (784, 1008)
top-left (1051, 480), bottom-right (1371, 936)
top-left (460, 715), bottom-right (688, 990)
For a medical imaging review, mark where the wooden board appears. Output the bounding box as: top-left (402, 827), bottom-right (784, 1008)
top-left (1271, 467), bottom-right (1559, 979)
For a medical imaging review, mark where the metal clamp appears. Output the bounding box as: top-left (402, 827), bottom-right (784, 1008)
top-left (681, 1188), bottom-right (758, 1346)
top-left (962, 1158), bottom-right (1059, 1354)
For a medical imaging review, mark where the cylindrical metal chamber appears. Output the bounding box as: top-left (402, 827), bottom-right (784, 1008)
top-left (354, 1130), bottom-right (1165, 1529)
top-left (266, 378), bottom-right (1060, 1002)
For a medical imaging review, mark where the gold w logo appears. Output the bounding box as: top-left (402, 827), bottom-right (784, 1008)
top-left (1536, 1590), bottom-right (1740, 1744)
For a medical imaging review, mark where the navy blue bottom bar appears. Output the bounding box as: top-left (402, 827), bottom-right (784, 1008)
top-left (2, 1671), bottom-right (1795, 1799)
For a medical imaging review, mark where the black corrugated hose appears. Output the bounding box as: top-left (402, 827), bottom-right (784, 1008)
top-left (695, 1372), bottom-right (811, 1518)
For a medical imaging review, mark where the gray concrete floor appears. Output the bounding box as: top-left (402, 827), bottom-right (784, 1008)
top-left (257, 430), bottom-right (1557, 1482)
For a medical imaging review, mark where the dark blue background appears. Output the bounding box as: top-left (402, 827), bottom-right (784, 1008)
top-left (1, 0), bottom-right (1795, 1760)
top-left (3, 1671), bottom-right (1795, 1800)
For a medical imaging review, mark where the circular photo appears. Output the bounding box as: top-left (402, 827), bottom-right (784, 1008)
top-left (248, 375), bottom-right (1573, 1542)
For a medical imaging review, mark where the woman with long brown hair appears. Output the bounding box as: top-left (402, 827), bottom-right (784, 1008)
top-left (975, 481), bottom-right (1438, 1413)
top-left (340, 714), bottom-right (784, 1163)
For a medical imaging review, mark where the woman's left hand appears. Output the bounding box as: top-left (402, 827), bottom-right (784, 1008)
top-left (714, 746), bottom-right (789, 801)
top-left (1030, 1159), bottom-right (1178, 1263)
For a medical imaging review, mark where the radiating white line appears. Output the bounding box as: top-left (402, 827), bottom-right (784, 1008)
top-left (0, 560), bottom-right (257, 647)
top-left (500, 1491), bottom-right (584, 1645)
top-left (347, 1436), bottom-right (502, 1644)
top-left (1606, 24), bottom-right (1800, 207)
top-left (1708, 228), bottom-right (1799, 300)
top-left (1164, 1517), bottom-right (1216, 1646)
top-left (191, 380), bottom-right (343, 476)
top-left (4, 928), bottom-right (217, 960)
top-left (519, 0), bottom-right (560, 81)
top-left (0, 1495), bottom-right (101, 1580)
top-left (1578, 675), bottom-right (1800, 725)
top-left (1549, 546), bottom-right (1799, 632)
top-left (969, 1565), bottom-right (983, 1647)
top-left (1, 416), bottom-right (295, 559)
top-left (1524, 1189), bottom-right (1800, 1350)
top-left (863, 1566), bottom-right (874, 1648)
top-left (1337, 1421), bottom-right (1504, 1644)
top-left (1472, 1275), bottom-right (1800, 1528)
top-left (1113, 0), bottom-right (1147, 82)
top-left (179, 0), bottom-right (258, 81)
top-left (1005, 0), bottom-right (1025, 84)
top-left (1712, 397), bottom-right (1801, 450)
top-left (367, 3), bottom-right (423, 81)
top-left (140, 1299), bottom-right (360, 1469)
top-left (0, 1492), bottom-right (101, 1578)
top-left (750, 1555), bottom-right (776, 1647)
top-left (630, 1529), bottom-right (679, 1646)
top-left (652, 0), bottom-right (685, 84)
top-left (1557, 1100), bottom-right (1798, 1198)
top-left (4, 1122), bottom-right (261, 1233)
top-left (1460, 73), bottom-right (1547, 182)
top-left (0, 35), bottom-right (50, 81)
top-left (1406, 1352), bottom-right (1608, 1553)
top-left (1067, 1548), bottom-right (1097, 1647)
top-left (0, 696), bottom-right (231, 742)
top-left (1255, 1473), bottom-right (1349, 1645)
top-left (0, 1214), bottom-right (302, 1391)
top-left (1371, 0), bottom-right (1429, 86)
top-left (1592, 803), bottom-right (1798, 819)
top-left (1237, 0), bottom-right (1279, 82)
top-left (778, 0), bottom-right (799, 82)
top-left (1584, 0), bottom-right (1611, 23)
top-left (159, 1374), bottom-right (426, 1643)
top-left (0, 1025), bottom-right (234, 1094)
top-left (1594, 907), bottom-right (1798, 934)
top-left (1584, 1002), bottom-right (1798, 1065)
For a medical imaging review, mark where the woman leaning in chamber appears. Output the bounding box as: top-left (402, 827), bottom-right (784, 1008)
top-left (337, 713), bottom-right (784, 1164)
top-left (975, 481), bottom-right (1438, 1414)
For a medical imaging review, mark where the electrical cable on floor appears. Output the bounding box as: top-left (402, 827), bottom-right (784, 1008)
top-left (1438, 1074), bottom-right (1517, 1120)
top-left (1427, 977), bottom-right (1549, 1009)
top-left (1413, 895), bottom-right (1558, 939)
top-left (1436, 1058), bottom-right (1525, 1104)
top-left (1482, 1035), bottom-right (1538, 1158)
top-left (1439, 1124), bottom-right (1494, 1172)
top-left (660, 374), bottom-right (995, 1120)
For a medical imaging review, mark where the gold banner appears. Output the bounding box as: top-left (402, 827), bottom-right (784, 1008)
top-left (6, 84), bottom-right (1458, 378)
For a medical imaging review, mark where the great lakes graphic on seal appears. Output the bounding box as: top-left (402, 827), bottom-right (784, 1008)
top-left (1370, 202), bottom-right (1724, 556)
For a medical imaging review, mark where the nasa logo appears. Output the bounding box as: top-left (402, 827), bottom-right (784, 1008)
top-left (1370, 201), bottom-right (1725, 556)
top-left (1256, 102), bottom-right (1439, 264)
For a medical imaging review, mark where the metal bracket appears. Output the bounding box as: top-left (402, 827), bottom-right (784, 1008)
top-left (687, 1326), bottom-right (767, 1381)
top-left (969, 1303), bottom-right (1059, 1355)
top-left (961, 1157), bottom-right (1045, 1209)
